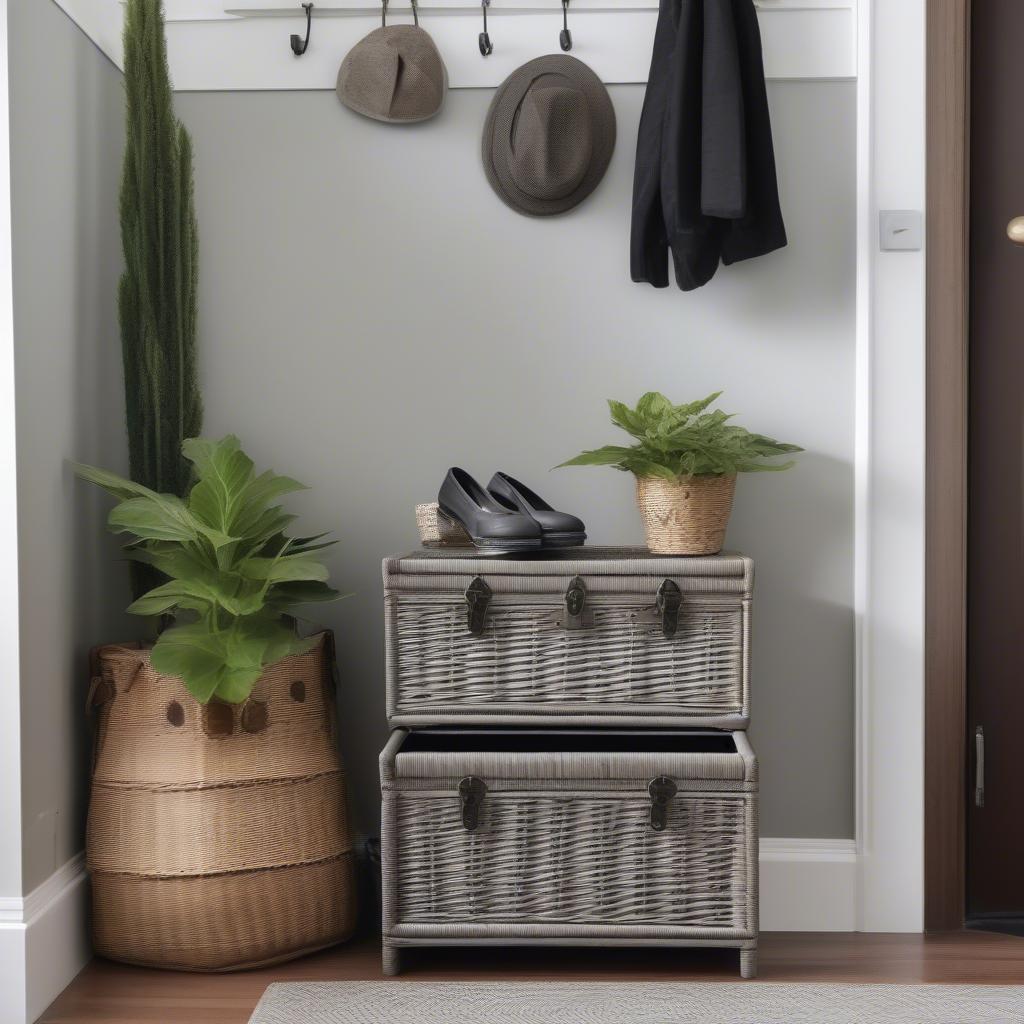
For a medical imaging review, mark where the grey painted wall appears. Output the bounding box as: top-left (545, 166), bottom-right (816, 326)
top-left (10, 0), bottom-right (134, 893)
top-left (176, 81), bottom-right (856, 839)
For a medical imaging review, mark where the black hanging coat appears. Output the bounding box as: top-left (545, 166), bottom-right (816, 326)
top-left (631, 0), bottom-right (787, 291)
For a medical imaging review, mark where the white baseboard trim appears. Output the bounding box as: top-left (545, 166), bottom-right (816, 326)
top-left (0, 836), bottom-right (856, 1022)
top-left (0, 853), bottom-right (90, 1024)
top-left (760, 838), bottom-right (858, 932)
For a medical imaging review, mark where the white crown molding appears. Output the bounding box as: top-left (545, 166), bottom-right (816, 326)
top-left (51, 0), bottom-right (857, 89)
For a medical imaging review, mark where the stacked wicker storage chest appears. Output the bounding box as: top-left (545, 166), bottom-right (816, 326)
top-left (379, 548), bottom-right (758, 977)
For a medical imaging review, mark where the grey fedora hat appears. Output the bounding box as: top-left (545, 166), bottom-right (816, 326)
top-left (482, 54), bottom-right (616, 217)
top-left (337, 24), bottom-right (448, 124)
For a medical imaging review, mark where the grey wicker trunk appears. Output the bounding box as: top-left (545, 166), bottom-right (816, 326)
top-left (379, 728), bottom-right (759, 978)
top-left (383, 548), bottom-right (753, 729)
top-left (379, 546), bottom-right (758, 978)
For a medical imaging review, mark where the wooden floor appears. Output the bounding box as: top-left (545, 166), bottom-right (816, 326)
top-left (38, 931), bottom-right (1024, 1023)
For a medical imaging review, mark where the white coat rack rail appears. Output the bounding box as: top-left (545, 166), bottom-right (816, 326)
top-left (57, 0), bottom-right (857, 90)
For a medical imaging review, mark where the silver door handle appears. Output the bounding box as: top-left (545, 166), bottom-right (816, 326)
top-left (975, 726), bottom-right (985, 808)
top-left (1008, 217), bottom-right (1024, 244)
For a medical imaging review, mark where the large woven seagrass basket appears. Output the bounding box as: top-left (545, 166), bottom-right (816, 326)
top-left (86, 632), bottom-right (355, 971)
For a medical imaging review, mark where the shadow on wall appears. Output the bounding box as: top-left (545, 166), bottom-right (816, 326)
top-left (732, 451), bottom-right (855, 840)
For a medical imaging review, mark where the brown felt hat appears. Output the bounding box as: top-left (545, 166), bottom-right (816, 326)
top-left (337, 24), bottom-right (448, 124)
top-left (482, 54), bottom-right (616, 217)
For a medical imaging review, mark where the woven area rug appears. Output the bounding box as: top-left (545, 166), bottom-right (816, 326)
top-left (249, 980), bottom-right (1024, 1023)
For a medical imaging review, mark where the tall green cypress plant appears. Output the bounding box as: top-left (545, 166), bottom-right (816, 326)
top-left (119, 0), bottom-right (202, 598)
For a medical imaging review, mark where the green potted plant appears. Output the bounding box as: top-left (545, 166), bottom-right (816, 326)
top-left (77, 435), bottom-right (341, 702)
top-left (77, 436), bottom-right (355, 971)
top-left (560, 392), bottom-right (802, 555)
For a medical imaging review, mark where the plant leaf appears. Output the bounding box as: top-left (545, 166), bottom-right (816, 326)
top-left (73, 463), bottom-right (162, 503)
top-left (79, 435), bottom-right (342, 705)
top-left (108, 494), bottom-right (199, 542)
top-left (557, 393), bottom-right (802, 479)
top-left (556, 446), bottom-right (635, 469)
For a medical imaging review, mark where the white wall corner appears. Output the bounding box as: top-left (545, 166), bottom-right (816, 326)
top-left (853, 0), bottom-right (926, 933)
top-left (760, 839), bottom-right (858, 932)
top-left (0, 854), bottom-right (90, 1024)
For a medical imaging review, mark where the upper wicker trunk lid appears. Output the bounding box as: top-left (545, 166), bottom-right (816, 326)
top-left (383, 547), bottom-right (753, 595)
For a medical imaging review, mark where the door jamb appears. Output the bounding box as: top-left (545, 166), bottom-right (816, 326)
top-left (924, 0), bottom-right (970, 932)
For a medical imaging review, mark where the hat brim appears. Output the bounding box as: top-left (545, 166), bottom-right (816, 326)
top-left (482, 54), bottom-right (616, 217)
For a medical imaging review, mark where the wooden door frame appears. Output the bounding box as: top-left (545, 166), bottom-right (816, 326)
top-left (925, 0), bottom-right (971, 932)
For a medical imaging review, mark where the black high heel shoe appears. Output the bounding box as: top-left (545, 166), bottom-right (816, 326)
top-left (438, 468), bottom-right (543, 553)
top-left (488, 472), bottom-right (587, 548)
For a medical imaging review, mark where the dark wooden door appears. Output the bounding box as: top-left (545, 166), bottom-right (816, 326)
top-left (967, 0), bottom-right (1024, 930)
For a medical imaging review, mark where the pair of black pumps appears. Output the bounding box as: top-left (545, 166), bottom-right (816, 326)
top-left (438, 468), bottom-right (586, 554)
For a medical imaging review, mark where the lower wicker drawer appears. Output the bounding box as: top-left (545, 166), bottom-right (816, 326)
top-left (379, 728), bottom-right (759, 977)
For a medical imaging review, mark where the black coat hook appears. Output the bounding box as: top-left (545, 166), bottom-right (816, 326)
top-left (560, 0), bottom-right (572, 51)
top-left (291, 2), bottom-right (313, 56)
top-left (479, 0), bottom-right (493, 56)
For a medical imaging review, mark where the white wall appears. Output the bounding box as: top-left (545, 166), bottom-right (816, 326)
top-left (175, 80), bottom-right (858, 841)
top-left (9, 0), bottom-right (132, 897)
top-left (2, 0), bottom-right (132, 1018)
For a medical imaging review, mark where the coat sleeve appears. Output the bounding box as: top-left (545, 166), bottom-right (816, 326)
top-left (719, 0), bottom-right (788, 265)
top-left (700, 0), bottom-right (747, 219)
top-left (661, 0), bottom-right (723, 290)
top-left (630, 0), bottom-right (678, 287)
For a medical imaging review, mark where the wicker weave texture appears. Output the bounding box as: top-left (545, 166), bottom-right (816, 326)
top-left (416, 503), bottom-right (472, 546)
top-left (392, 794), bottom-right (751, 927)
top-left (387, 595), bottom-right (748, 727)
top-left (635, 475), bottom-right (737, 555)
top-left (87, 633), bottom-right (356, 971)
top-left (380, 729), bottom-right (759, 965)
top-left (91, 855), bottom-right (355, 972)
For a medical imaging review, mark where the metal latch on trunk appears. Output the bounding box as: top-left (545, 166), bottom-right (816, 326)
top-left (459, 776), bottom-right (487, 831)
top-left (556, 575), bottom-right (594, 630)
top-left (464, 577), bottom-right (492, 636)
top-left (634, 579), bottom-right (683, 639)
top-left (648, 775), bottom-right (678, 832)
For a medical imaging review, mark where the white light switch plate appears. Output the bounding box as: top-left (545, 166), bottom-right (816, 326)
top-left (879, 210), bottom-right (923, 251)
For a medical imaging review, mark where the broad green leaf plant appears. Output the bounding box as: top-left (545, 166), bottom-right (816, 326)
top-left (76, 436), bottom-right (342, 705)
top-left (559, 392), bottom-right (803, 480)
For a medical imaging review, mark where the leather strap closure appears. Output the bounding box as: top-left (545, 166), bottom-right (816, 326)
top-left (459, 776), bottom-right (487, 830)
top-left (655, 579), bottom-right (682, 638)
top-left (556, 575), bottom-right (594, 630)
top-left (464, 577), bottom-right (492, 636)
top-left (648, 775), bottom-right (678, 831)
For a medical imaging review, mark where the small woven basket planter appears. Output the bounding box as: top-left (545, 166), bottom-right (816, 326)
top-left (635, 474), bottom-right (737, 555)
top-left (86, 632), bottom-right (355, 972)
